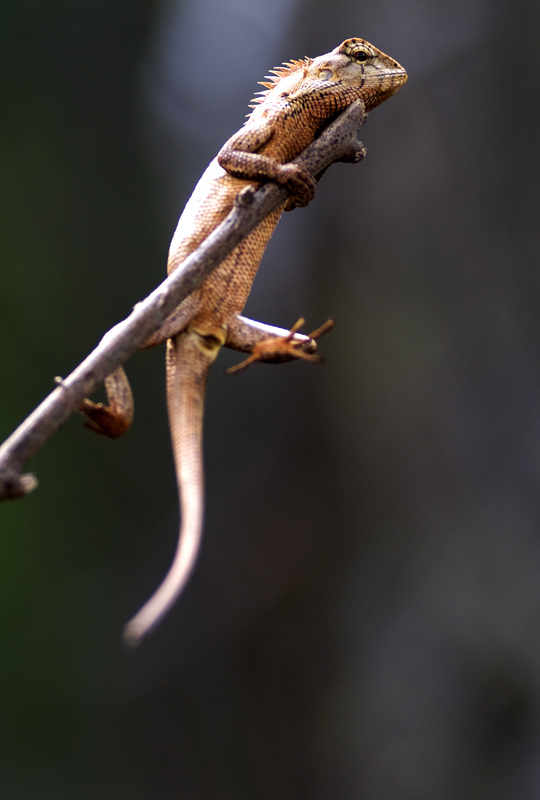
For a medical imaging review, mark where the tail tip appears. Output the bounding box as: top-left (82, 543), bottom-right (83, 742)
top-left (122, 619), bottom-right (146, 648)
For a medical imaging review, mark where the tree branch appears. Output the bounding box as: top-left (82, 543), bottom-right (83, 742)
top-left (0, 99), bottom-right (367, 501)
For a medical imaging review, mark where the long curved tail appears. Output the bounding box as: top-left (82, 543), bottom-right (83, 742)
top-left (123, 331), bottom-right (216, 646)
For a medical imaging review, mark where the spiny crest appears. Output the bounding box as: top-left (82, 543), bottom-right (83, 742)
top-left (247, 56), bottom-right (313, 110)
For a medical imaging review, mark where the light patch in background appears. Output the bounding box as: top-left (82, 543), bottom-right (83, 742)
top-left (140, 0), bottom-right (303, 201)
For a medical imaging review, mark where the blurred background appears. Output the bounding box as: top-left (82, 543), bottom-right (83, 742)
top-left (1, 0), bottom-right (540, 797)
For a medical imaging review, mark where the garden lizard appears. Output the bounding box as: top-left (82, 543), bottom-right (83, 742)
top-left (79, 38), bottom-right (407, 644)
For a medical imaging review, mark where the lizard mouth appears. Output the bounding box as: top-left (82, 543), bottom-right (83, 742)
top-left (373, 68), bottom-right (408, 92)
top-left (381, 68), bottom-right (407, 82)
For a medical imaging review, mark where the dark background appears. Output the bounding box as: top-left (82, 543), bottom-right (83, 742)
top-left (1, 0), bottom-right (540, 797)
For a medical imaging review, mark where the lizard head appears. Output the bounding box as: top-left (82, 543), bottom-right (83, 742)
top-left (251, 38), bottom-right (407, 116)
top-left (329, 38), bottom-right (407, 110)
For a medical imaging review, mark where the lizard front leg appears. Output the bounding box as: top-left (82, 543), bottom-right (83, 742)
top-left (217, 121), bottom-right (316, 207)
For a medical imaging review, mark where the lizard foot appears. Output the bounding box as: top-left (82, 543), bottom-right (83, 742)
top-left (78, 399), bottom-right (132, 438)
top-left (78, 367), bottom-right (134, 438)
top-left (226, 317), bottom-right (334, 375)
top-left (277, 163), bottom-right (316, 207)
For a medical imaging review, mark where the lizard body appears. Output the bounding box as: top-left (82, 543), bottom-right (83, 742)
top-left (80, 38), bottom-right (407, 644)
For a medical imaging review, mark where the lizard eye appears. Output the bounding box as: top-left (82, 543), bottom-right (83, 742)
top-left (318, 68), bottom-right (334, 81)
top-left (354, 49), bottom-right (371, 63)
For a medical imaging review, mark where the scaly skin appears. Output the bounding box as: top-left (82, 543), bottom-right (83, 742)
top-left (80, 38), bottom-right (407, 644)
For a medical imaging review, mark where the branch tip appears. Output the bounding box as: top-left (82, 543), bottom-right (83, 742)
top-left (0, 470), bottom-right (39, 501)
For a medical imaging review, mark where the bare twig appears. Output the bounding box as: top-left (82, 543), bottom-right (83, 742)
top-left (0, 99), bottom-right (367, 501)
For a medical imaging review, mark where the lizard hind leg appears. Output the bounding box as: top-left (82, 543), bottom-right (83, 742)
top-left (226, 317), bottom-right (334, 374)
top-left (78, 366), bottom-right (134, 438)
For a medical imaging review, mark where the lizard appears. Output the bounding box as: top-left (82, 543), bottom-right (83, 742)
top-left (79, 37), bottom-right (407, 645)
